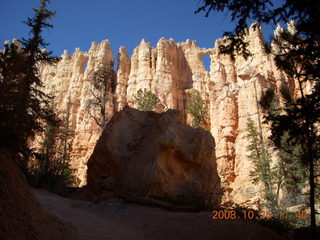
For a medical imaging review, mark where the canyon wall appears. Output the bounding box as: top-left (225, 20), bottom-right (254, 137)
top-left (39, 23), bottom-right (294, 206)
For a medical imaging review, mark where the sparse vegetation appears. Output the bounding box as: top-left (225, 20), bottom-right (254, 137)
top-left (133, 88), bottom-right (160, 111)
top-left (187, 90), bottom-right (208, 128)
top-left (31, 98), bottom-right (75, 192)
top-left (246, 115), bottom-right (308, 228)
top-left (86, 65), bottom-right (115, 129)
top-left (246, 117), bottom-right (279, 210)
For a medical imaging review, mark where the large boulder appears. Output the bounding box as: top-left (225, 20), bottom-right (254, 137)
top-left (87, 106), bottom-right (221, 208)
top-left (0, 150), bottom-right (75, 240)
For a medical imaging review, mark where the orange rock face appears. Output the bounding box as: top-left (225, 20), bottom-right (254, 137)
top-left (39, 40), bottom-right (115, 186)
top-left (87, 106), bottom-right (222, 207)
top-left (39, 22), bottom-right (296, 206)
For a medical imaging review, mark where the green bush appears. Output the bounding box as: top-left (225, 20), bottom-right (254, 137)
top-left (133, 89), bottom-right (160, 111)
top-left (187, 90), bottom-right (208, 128)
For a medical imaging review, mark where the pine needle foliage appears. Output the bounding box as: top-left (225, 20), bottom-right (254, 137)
top-left (32, 98), bottom-right (75, 190)
top-left (133, 89), bottom-right (160, 111)
top-left (0, 0), bottom-right (58, 175)
top-left (246, 117), bottom-right (278, 210)
top-left (187, 90), bottom-right (208, 128)
top-left (196, 0), bottom-right (320, 232)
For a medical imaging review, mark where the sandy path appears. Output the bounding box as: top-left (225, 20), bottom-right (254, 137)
top-left (34, 189), bottom-right (284, 240)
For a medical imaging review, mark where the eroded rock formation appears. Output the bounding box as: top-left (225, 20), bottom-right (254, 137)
top-left (40, 40), bottom-right (115, 186)
top-left (38, 22), bottom-right (296, 206)
top-left (87, 106), bottom-right (221, 208)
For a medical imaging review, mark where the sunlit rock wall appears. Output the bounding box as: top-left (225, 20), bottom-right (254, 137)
top-left (39, 23), bottom-right (296, 206)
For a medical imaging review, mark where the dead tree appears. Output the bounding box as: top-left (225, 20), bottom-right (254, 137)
top-left (86, 66), bottom-right (116, 129)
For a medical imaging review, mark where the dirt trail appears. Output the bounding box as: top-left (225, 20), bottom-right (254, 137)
top-left (34, 189), bottom-right (284, 240)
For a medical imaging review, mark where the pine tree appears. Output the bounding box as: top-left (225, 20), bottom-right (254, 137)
top-left (261, 80), bottom-right (319, 228)
top-left (86, 65), bottom-right (115, 129)
top-left (246, 117), bottom-right (279, 210)
top-left (133, 89), bottom-right (160, 111)
top-left (0, 0), bottom-right (57, 175)
top-left (260, 29), bottom-right (320, 230)
top-left (36, 116), bottom-right (58, 187)
top-left (246, 117), bottom-right (308, 212)
top-left (187, 90), bottom-right (208, 128)
top-left (61, 96), bottom-right (74, 167)
top-left (59, 97), bottom-right (75, 186)
top-left (35, 97), bottom-right (75, 190)
top-left (278, 132), bottom-right (308, 204)
top-left (196, 0), bottom-right (319, 232)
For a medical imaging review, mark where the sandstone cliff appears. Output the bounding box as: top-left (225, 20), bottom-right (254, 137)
top-left (39, 22), bottom-right (295, 206)
top-left (40, 40), bottom-right (115, 186)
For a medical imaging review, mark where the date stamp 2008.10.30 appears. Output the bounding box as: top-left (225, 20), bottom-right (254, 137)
top-left (211, 209), bottom-right (308, 220)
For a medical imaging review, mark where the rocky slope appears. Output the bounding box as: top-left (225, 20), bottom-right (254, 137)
top-left (39, 22), bottom-right (297, 206)
top-left (0, 149), bottom-right (75, 240)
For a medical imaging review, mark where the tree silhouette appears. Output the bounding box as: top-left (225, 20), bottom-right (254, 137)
top-left (86, 66), bottom-right (115, 129)
top-left (196, 0), bottom-right (320, 58)
top-left (196, 0), bottom-right (320, 233)
top-left (34, 97), bottom-right (75, 191)
top-left (0, 0), bottom-right (58, 175)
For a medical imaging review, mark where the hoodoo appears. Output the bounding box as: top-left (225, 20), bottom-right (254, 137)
top-left (39, 22), bottom-right (297, 206)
